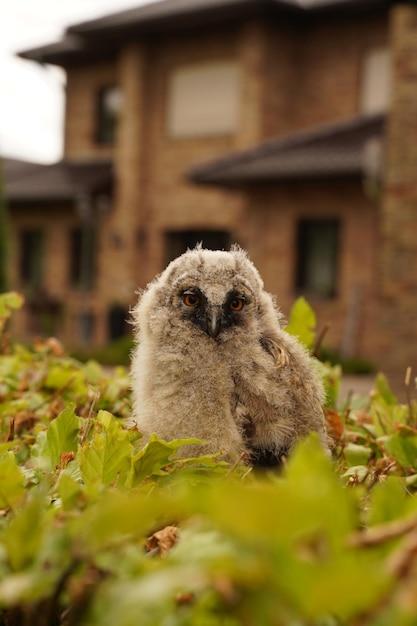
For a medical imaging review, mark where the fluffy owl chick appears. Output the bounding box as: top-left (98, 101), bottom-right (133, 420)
top-left (131, 246), bottom-right (327, 466)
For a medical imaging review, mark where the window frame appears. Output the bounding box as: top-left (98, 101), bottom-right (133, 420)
top-left (166, 61), bottom-right (241, 139)
top-left (78, 311), bottom-right (96, 343)
top-left (294, 218), bottom-right (341, 300)
top-left (360, 47), bottom-right (391, 115)
top-left (94, 84), bottom-right (121, 146)
top-left (19, 228), bottom-right (45, 291)
top-left (69, 226), bottom-right (97, 291)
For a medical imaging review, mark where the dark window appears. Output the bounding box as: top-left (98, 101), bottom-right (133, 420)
top-left (69, 227), bottom-right (97, 290)
top-left (295, 219), bottom-right (340, 298)
top-left (19, 229), bottom-right (44, 289)
top-left (95, 86), bottom-right (121, 145)
top-left (165, 230), bottom-right (231, 265)
top-left (79, 312), bottom-right (95, 343)
top-left (108, 305), bottom-right (129, 341)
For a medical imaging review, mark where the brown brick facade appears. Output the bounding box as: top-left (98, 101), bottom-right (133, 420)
top-left (237, 182), bottom-right (380, 357)
top-left (65, 61), bottom-right (117, 159)
top-left (376, 3), bottom-right (417, 380)
top-left (9, 2), bottom-right (417, 380)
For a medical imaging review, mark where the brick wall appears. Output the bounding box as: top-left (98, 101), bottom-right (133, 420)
top-left (240, 182), bottom-right (380, 358)
top-left (376, 3), bottom-right (417, 381)
top-left (64, 61), bottom-right (117, 159)
top-left (135, 25), bottom-right (244, 284)
top-left (9, 203), bottom-right (126, 346)
top-left (62, 12), bottom-right (391, 283)
top-left (289, 13), bottom-right (389, 131)
top-left (12, 8), bottom-right (395, 350)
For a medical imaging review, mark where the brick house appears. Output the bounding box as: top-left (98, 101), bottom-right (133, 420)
top-left (3, 0), bottom-right (417, 379)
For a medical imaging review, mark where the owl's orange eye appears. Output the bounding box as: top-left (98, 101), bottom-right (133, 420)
top-left (229, 297), bottom-right (245, 312)
top-left (182, 292), bottom-right (200, 307)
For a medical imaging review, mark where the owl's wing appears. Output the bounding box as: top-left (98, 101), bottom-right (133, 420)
top-left (232, 327), bottom-right (327, 466)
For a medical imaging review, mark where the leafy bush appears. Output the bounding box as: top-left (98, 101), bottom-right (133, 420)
top-left (0, 293), bottom-right (417, 626)
top-left (318, 347), bottom-right (376, 375)
top-left (71, 335), bottom-right (133, 367)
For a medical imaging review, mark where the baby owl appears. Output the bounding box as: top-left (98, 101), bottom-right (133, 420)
top-left (131, 246), bottom-right (327, 467)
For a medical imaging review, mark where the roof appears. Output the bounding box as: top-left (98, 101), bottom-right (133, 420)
top-left (19, 0), bottom-right (394, 65)
top-left (189, 113), bottom-right (385, 186)
top-left (2, 158), bottom-right (47, 184)
top-left (3, 158), bottom-right (113, 204)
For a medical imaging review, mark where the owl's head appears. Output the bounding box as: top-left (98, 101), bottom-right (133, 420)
top-left (141, 245), bottom-right (275, 342)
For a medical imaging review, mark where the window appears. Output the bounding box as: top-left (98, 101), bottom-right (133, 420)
top-left (165, 230), bottom-right (231, 265)
top-left (295, 219), bottom-right (340, 299)
top-left (19, 229), bottom-right (44, 289)
top-left (167, 62), bottom-right (240, 138)
top-left (108, 305), bottom-right (129, 341)
top-left (79, 312), bottom-right (96, 343)
top-left (69, 227), bottom-right (97, 290)
top-left (361, 48), bottom-right (391, 114)
top-left (95, 85), bottom-right (122, 144)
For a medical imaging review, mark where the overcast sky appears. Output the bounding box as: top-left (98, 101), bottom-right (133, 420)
top-left (0, 0), bottom-right (154, 163)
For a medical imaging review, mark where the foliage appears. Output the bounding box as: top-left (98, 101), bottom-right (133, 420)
top-left (285, 296), bottom-right (316, 350)
top-left (319, 346), bottom-right (376, 375)
top-left (71, 335), bottom-right (133, 366)
top-left (0, 293), bottom-right (417, 626)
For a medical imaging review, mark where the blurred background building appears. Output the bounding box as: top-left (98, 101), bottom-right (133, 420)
top-left (2, 0), bottom-right (417, 378)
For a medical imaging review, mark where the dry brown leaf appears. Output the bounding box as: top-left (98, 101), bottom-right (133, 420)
top-left (325, 409), bottom-right (344, 441)
top-left (145, 526), bottom-right (179, 556)
top-left (60, 452), bottom-right (75, 469)
top-left (46, 337), bottom-right (65, 357)
top-left (356, 410), bottom-right (374, 425)
top-left (14, 411), bottom-right (37, 434)
top-left (176, 592), bottom-right (195, 606)
top-left (213, 576), bottom-right (238, 604)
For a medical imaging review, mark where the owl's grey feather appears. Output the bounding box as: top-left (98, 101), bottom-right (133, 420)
top-left (131, 246), bottom-right (328, 465)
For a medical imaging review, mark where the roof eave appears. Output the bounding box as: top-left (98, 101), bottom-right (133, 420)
top-left (66, 0), bottom-right (300, 37)
top-left (18, 0), bottom-right (393, 66)
top-left (7, 195), bottom-right (76, 205)
top-left (189, 168), bottom-right (363, 187)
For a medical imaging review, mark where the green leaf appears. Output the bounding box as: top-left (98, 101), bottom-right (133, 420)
top-left (79, 411), bottom-right (133, 488)
top-left (57, 472), bottom-right (84, 510)
top-left (405, 474), bottom-right (417, 488)
top-left (285, 297), bottom-right (316, 349)
top-left (45, 365), bottom-right (77, 390)
top-left (384, 433), bottom-right (417, 470)
top-left (374, 373), bottom-right (397, 406)
top-left (83, 360), bottom-right (104, 385)
top-left (274, 550), bottom-right (390, 621)
top-left (46, 405), bottom-right (80, 467)
top-left (0, 292), bottom-right (24, 318)
top-left (318, 362), bottom-right (342, 409)
top-left (368, 476), bottom-right (408, 525)
top-left (133, 435), bottom-right (203, 482)
top-left (344, 443), bottom-right (372, 467)
top-left (342, 465), bottom-right (369, 482)
top-left (3, 493), bottom-right (47, 570)
top-left (0, 452), bottom-right (25, 508)
top-left (198, 435), bottom-right (355, 549)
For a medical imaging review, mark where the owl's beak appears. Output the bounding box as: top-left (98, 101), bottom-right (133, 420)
top-left (207, 309), bottom-right (222, 339)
